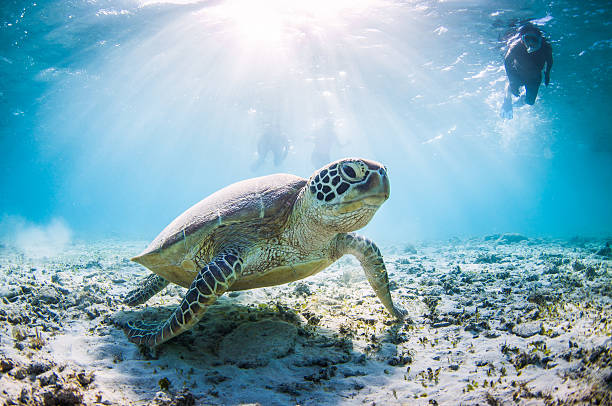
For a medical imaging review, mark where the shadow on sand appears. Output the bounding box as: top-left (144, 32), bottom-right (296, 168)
top-left (106, 299), bottom-right (405, 405)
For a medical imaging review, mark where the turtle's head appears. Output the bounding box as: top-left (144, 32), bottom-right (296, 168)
top-left (306, 158), bottom-right (390, 233)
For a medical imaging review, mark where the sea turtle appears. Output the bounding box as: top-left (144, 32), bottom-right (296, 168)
top-left (123, 158), bottom-right (405, 346)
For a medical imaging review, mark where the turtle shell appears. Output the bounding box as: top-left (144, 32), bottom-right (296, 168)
top-left (132, 174), bottom-right (307, 287)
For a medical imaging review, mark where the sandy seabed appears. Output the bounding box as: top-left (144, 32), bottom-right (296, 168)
top-left (0, 235), bottom-right (611, 406)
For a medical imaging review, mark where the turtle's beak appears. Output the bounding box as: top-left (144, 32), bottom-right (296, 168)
top-left (358, 168), bottom-right (390, 206)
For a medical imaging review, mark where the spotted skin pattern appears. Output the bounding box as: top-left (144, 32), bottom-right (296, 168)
top-left (123, 274), bottom-right (169, 307)
top-left (309, 161), bottom-right (375, 202)
top-left (335, 233), bottom-right (407, 319)
top-left (126, 249), bottom-right (242, 346)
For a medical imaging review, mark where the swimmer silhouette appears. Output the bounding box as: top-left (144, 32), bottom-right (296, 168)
top-left (500, 23), bottom-right (553, 119)
top-left (311, 116), bottom-right (341, 169)
top-left (252, 120), bottom-right (290, 170)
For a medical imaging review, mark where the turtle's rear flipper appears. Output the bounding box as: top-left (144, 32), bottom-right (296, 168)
top-left (123, 274), bottom-right (170, 306)
top-left (125, 249), bottom-right (243, 347)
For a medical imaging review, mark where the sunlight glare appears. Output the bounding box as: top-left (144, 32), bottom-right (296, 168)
top-left (138, 0), bottom-right (201, 6)
top-left (206, 0), bottom-right (383, 46)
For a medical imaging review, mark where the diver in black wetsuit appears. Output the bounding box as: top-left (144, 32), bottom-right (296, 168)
top-left (500, 23), bottom-right (553, 119)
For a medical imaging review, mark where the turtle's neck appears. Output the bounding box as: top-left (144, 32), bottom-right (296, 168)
top-left (283, 189), bottom-right (338, 254)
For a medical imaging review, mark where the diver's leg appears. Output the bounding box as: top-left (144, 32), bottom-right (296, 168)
top-left (273, 142), bottom-right (289, 166)
top-left (334, 233), bottom-right (406, 319)
top-left (524, 79), bottom-right (541, 105)
top-left (252, 136), bottom-right (270, 170)
top-left (124, 274), bottom-right (169, 306)
top-left (125, 249), bottom-right (243, 347)
top-left (272, 144), bottom-right (284, 166)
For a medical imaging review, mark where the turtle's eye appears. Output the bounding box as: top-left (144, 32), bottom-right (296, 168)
top-left (340, 161), bottom-right (366, 182)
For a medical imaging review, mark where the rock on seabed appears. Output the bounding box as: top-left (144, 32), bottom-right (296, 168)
top-left (513, 321), bottom-right (543, 338)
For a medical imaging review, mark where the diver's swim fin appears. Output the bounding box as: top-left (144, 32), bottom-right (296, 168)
top-left (500, 98), bottom-right (513, 119)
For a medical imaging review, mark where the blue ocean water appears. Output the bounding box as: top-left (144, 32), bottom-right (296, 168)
top-left (1, 0), bottom-right (610, 246)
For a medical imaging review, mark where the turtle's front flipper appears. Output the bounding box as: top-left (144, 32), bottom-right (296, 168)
top-left (335, 233), bottom-right (406, 319)
top-left (124, 274), bottom-right (169, 306)
top-left (125, 249), bottom-right (243, 347)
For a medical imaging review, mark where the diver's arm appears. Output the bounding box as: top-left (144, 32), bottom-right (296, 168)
top-left (544, 45), bottom-right (553, 86)
top-left (500, 82), bottom-right (514, 119)
top-left (503, 49), bottom-right (514, 77)
top-left (504, 43), bottom-right (520, 79)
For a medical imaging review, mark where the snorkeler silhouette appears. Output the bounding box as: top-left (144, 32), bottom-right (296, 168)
top-left (310, 116), bottom-right (341, 169)
top-left (251, 120), bottom-right (290, 170)
top-left (500, 22), bottom-right (553, 119)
